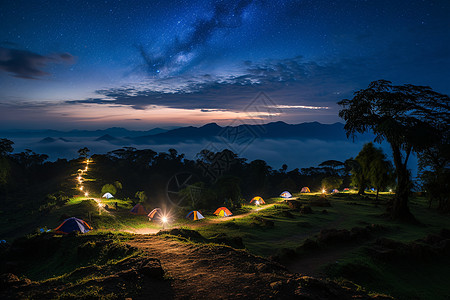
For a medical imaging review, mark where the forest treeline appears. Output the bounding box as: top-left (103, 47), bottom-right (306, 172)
top-left (0, 80), bottom-right (448, 221)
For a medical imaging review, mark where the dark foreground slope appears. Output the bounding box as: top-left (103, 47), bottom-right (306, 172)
top-left (0, 231), bottom-right (391, 300)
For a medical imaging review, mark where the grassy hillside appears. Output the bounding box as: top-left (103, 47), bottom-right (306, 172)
top-left (0, 191), bottom-right (449, 299)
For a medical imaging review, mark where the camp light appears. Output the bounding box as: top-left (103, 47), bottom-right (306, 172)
top-left (79, 186), bottom-right (84, 191)
top-left (255, 200), bottom-right (260, 205)
top-left (322, 189), bottom-right (326, 194)
top-left (161, 215), bottom-right (169, 229)
top-left (84, 192), bottom-right (89, 197)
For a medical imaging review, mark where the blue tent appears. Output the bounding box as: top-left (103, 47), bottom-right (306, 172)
top-left (186, 211), bottom-right (204, 221)
top-left (280, 191), bottom-right (292, 198)
top-left (54, 217), bottom-right (92, 234)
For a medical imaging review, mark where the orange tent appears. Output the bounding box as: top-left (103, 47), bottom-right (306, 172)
top-left (250, 196), bottom-right (265, 205)
top-left (300, 187), bottom-right (311, 193)
top-left (148, 208), bottom-right (163, 220)
top-left (214, 207), bottom-right (232, 217)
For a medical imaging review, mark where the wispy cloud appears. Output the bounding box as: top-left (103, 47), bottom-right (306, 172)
top-left (0, 45), bottom-right (75, 79)
top-left (66, 55), bottom-right (359, 113)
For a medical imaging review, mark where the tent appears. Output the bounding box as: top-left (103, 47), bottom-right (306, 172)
top-left (148, 208), bottom-right (163, 220)
top-left (54, 217), bottom-right (92, 234)
top-left (102, 192), bottom-right (114, 199)
top-left (343, 188), bottom-right (350, 191)
top-left (186, 210), bottom-right (204, 221)
top-left (214, 207), bottom-right (232, 217)
top-left (130, 203), bottom-right (147, 215)
top-left (280, 191), bottom-right (292, 198)
top-left (300, 187), bottom-right (311, 193)
top-left (332, 189), bottom-right (339, 193)
top-left (250, 196), bottom-right (265, 205)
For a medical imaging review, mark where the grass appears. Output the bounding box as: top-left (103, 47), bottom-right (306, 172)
top-left (1, 191), bottom-right (449, 299)
top-left (325, 247), bottom-right (450, 300)
top-left (6, 231), bottom-right (137, 281)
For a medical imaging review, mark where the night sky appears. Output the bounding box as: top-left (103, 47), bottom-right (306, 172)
top-left (1, 0), bottom-right (449, 130)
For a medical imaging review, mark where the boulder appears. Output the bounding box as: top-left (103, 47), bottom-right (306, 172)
top-left (137, 258), bottom-right (164, 279)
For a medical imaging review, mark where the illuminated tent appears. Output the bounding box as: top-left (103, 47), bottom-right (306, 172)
top-left (102, 192), bottom-right (114, 199)
top-left (214, 207), bottom-right (232, 217)
top-left (186, 210), bottom-right (204, 221)
top-left (54, 217), bottom-right (92, 234)
top-left (148, 208), bottom-right (163, 220)
top-left (250, 196), bottom-right (265, 205)
top-left (300, 187), bottom-right (311, 193)
top-left (130, 203), bottom-right (147, 215)
top-left (343, 188), bottom-right (350, 191)
top-left (280, 191), bottom-right (292, 198)
top-left (332, 189), bottom-right (339, 193)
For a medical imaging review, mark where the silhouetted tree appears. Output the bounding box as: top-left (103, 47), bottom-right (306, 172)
top-left (322, 176), bottom-right (343, 190)
top-left (102, 184), bottom-right (117, 196)
top-left (0, 138), bottom-right (14, 156)
top-left (338, 80), bottom-right (449, 221)
top-left (0, 139), bottom-right (14, 188)
top-left (135, 191), bottom-right (147, 203)
top-left (419, 141), bottom-right (450, 212)
top-left (319, 160), bottom-right (344, 176)
top-left (368, 148), bottom-right (395, 203)
top-left (352, 143), bottom-right (379, 195)
top-left (78, 147), bottom-right (90, 158)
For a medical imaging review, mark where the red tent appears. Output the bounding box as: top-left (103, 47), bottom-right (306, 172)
top-left (130, 203), bottom-right (147, 215)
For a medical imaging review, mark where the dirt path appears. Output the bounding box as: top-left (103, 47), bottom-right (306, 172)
top-left (126, 200), bottom-right (357, 279)
top-left (128, 235), bottom-right (289, 299)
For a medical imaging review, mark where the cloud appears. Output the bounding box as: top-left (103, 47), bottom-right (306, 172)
top-left (138, 0), bottom-right (254, 76)
top-left (10, 135), bottom-right (418, 176)
top-left (0, 46), bottom-right (75, 79)
top-left (67, 55), bottom-right (362, 113)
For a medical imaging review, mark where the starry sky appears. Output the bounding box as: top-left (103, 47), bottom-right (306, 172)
top-left (1, 0), bottom-right (449, 130)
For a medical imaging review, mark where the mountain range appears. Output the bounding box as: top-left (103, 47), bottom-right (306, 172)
top-left (130, 121), bottom-right (350, 144)
top-left (10, 121), bottom-right (362, 146)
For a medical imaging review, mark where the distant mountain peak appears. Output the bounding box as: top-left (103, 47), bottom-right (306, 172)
top-left (200, 122), bottom-right (221, 128)
top-left (39, 137), bottom-right (56, 143)
top-left (96, 134), bottom-right (118, 141)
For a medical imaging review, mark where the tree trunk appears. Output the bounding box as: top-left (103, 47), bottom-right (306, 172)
top-left (388, 144), bottom-right (417, 222)
top-left (358, 185), bottom-right (365, 195)
top-left (357, 178), bottom-right (366, 195)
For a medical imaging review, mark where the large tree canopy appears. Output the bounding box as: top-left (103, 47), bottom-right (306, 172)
top-left (338, 80), bottom-right (449, 221)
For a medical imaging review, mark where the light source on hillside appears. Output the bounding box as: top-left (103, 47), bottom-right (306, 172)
top-left (322, 188), bottom-right (326, 194)
top-left (84, 192), bottom-right (89, 197)
top-left (161, 215), bottom-right (169, 229)
top-left (79, 186), bottom-right (84, 191)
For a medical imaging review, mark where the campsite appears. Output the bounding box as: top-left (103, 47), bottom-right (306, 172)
top-left (1, 1), bottom-right (450, 299)
top-left (0, 143), bottom-right (449, 299)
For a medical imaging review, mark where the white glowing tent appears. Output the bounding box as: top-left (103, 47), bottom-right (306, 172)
top-left (102, 192), bottom-right (114, 199)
